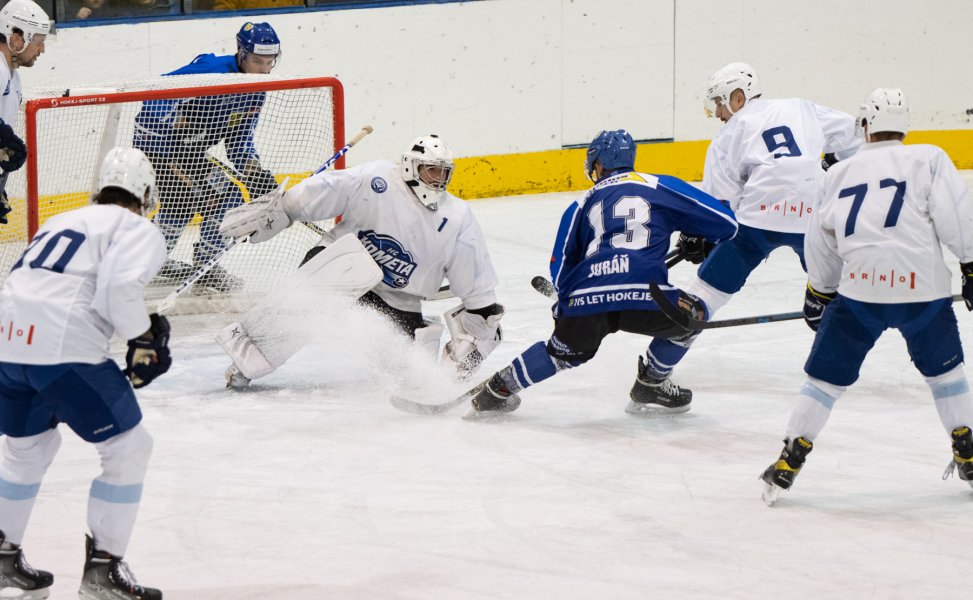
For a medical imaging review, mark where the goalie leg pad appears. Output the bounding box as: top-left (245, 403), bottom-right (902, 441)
top-left (215, 234), bottom-right (383, 380)
top-left (442, 303), bottom-right (504, 377)
top-left (414, 321), bottom-right (444, 359)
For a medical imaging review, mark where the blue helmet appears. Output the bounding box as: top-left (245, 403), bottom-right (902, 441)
top-left (236, 22), bottom-right (280, 57)
top-left (585, 129), bottom-right (636, 181)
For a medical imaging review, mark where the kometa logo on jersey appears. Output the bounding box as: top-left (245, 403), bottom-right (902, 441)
top-left (357, 230), bottom-right (416, 288)
top-left (371, 177), bottom-right (388, 193)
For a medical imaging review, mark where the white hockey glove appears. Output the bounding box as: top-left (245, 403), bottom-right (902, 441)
top-left (441, 303), bottom-right (504, 379)
top-left (219, 183), bottom-right (293, 243)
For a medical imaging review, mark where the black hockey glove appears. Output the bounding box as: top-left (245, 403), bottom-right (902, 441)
top-left (961, 262), bottom-right (973, 311)
top-left (0, 191), bottom-right (10, 225)
top-left (0, 122), bottom-right (27, 173)
top-left (242, 165), bottom-right (279, 199)
top-left (803, 284), bottom-right (836, 331)
top-left (676, 234), bottom-right (715, 264)
top-left (124, 313), bottom-right (172, 389)
top-left (821, 153), bottom-right (839, 172)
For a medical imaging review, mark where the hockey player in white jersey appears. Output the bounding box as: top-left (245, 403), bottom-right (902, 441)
top-left (761, 88), bottom-right (973, 505)
top-left (0, 0), bottom-right (51, 225)
top-left (640, 62), bottom-right (862, 410)
top-left (0, 148), bottom-right (168, 598)
top-left (218, 134), bottom-right (504, 387)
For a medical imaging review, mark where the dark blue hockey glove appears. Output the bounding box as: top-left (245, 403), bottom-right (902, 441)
top-left (243, 166), bottom-right (278, 198)
top-left (821, 153), bottom-right (839, 172)
top-left (962, 262), bottom-right (973, 311)
top-left (0, 122), bottom-right (27, 173)
top-left (804, 284), bottom-right (836, 331)
top-left (124, 313), bottom-right (172, 389)
top-left (676, 234), bottom-right (716, 264)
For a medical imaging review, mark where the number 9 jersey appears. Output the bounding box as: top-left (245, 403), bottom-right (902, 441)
top-left (0, 205), bottom-right (166, 364)
top-left (807, 140), bottom-right (973, 303)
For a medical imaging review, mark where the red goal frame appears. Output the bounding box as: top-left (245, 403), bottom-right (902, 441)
top-left (23, 76), bottom-right (345, 238)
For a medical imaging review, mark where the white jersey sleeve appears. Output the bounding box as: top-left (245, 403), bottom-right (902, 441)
top-left (0, 205), bottom-right (166, 364)
top-left (281, 163), bottom-right (366, 222)
top-left (0, 61), bottom-right (21, 127)
top-left (806, 140), bottom-right (973, 303)
top-left (814, 103), bottom-right (862, 161)
top-left (442, 210), bottom-right (498, 310)
top-left (703, 98), bottom-right (859, 234)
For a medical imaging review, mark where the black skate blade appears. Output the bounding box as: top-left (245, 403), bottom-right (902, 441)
top-left (462, 395), bottom-right (522, 421)
top-left (624, 400), bottom-right (691, 416)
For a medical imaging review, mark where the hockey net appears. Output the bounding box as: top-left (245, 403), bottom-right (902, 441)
top-left (0, 74), bottom-right (343, 314)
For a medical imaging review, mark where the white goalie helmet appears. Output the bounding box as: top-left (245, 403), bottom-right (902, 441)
top-left (858, 87), bottom-right (909, 137)
top-left (401, 135), bottom-right (455, 211)
top-left (0, 0), bottom-right (52, 47)
top-left (704, 62), bottom-right (761, 118)
top-left (97, 147), bottom-right (158, 216)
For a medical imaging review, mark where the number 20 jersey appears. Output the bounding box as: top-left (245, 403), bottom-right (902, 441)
top-left (704, 97), bottom-right (861, 234)
top-left (806, 140), bottom-right (973, 304)
top-left (0, 205), bottom-right (166, 365)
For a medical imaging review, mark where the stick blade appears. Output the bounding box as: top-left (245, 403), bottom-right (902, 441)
top-left (389, 394), bottom-right (468, 415)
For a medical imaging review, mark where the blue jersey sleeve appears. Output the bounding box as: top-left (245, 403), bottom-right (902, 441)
top-left (550, 199), bottom-right (580, 285)
top-left (165, 54), bottom-right (240, 75)
top-left (656, 175), bottom-right (737, 243)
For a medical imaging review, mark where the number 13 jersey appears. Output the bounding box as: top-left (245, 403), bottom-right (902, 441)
top-left (0, 205), bottom-right (166, 365)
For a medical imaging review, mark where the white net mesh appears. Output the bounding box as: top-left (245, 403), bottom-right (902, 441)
top-left (0, 74), bottom-right (342, 314)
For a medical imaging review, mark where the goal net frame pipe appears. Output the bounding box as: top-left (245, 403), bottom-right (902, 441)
top-left (23, 76), bottom-right (345, 238)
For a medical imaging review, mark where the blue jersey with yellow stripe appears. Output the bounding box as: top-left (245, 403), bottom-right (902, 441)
top-left (551, 170), bottom-right (737, 317)
top-left (133, 54), bottom-right (265, 168)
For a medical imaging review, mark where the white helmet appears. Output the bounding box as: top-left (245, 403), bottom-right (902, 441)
top-left (858, 87), bottom-right (909, 137)
top-left (400, 135), bottom-right (455, 211)
top-left (0, 0), bottom-right (52, 47)
top-left (97, 147), bottom-right (158, 215)
top-left (704, 62), bottom-right (761, 118)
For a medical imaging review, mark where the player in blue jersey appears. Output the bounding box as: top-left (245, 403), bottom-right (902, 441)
top-left (133, 21), bottom-right (281, 294)
top-left (465, 129), bottom-right (738, 418)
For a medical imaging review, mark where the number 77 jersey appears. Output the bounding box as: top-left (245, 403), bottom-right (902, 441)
top-left (551, 170), bottom-right (737, 317)
top-left (0, 205), bottom-right (167, 364)
top-left (806, 140), bottom-right (973, 303)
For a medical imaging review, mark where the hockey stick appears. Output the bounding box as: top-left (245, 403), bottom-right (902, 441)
top-left (390, 378), bottom-right (489, 415)
top-left (204, 152), bottom-right (329, 237)
top-left (648, 282), bottom-right (967, 330)
top-left (157, 125), bottom-right (374, 314)
top-left (531, 249), bottom-right (687, 299)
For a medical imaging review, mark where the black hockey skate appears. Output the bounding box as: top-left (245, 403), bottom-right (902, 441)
top-left (761, 437), bottom-right (814, 506)
top-left (464, 372), bottom-right (521, 420)
top-left (626, 356), bottom-right (692, 415)
top-left (943, 425), bottom-right (973, 489)
top-left (191, 263), bottom-right (243, 295)
top-left (0, 531), bottom-right (53, 599)
top-left (79, 535), bottom-right (161, 600)
top-left (154, 259), bottom-right (195, 281)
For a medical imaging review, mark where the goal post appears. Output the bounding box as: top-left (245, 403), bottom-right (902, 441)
top-left (5, 75), bottom-right (345, 313)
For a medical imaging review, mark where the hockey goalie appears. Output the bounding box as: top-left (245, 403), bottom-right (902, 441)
top-left (216, 135), bottom-right (505, 387)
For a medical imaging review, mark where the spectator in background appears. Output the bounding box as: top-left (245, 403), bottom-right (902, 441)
top-left (209, 0), bottom-right (302, 11)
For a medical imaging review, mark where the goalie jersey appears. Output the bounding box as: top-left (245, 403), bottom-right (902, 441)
top-left (0, 205), bottom-right (166, 365)
top-left (704, 97), bottom-right (861, 234)
top-left (551, 171), bottom-right (737, 317)
top-left (282, 159), bottom-right (498, 313)
top-left (807, 140), bottom-right (973, 304)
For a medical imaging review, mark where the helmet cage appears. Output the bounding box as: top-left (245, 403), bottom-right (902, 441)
top-left (401, 135), bottom-right (455, 211)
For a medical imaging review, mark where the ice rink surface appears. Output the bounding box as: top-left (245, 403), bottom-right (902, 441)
top-left (21, 191), bottom-right (973, 599)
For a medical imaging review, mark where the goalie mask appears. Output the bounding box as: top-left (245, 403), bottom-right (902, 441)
top-left (0, 0), bottom-right (53, 51)
top-left (704, 62), bottom-right (760, 118)
top-left (97, 147), bottom-right (158, 216)
top-left (858, 87), bottom-right (909, 138)
top-left (401, 135), bottom-right (455, 211)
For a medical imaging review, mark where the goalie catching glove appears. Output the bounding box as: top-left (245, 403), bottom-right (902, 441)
top-left (124, 313), bottom-right (172, 388)
top-left (442, 303), bottom-right (505, 379)
top-left (219, 182), bottom-right (293, 243)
